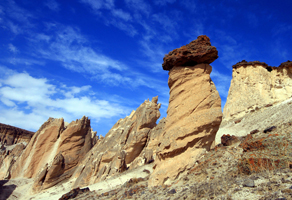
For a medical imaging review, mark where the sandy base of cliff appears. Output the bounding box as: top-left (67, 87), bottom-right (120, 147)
top-left (1, 163), bottom-right (154, 200)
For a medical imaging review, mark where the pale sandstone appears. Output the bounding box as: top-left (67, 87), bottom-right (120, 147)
top-left (223, 61), bottom-right (292, 123)
top-left (10, 118), bottom-right (64, 179)
top-left (9, 116), bottom-right (94, 192)
top-left (149, 36), bottom-right (222, 187)
top-left (0, 143), bottom-right (25, 179)
top-left (215, 61), bottom-right (292, 144)
top-left (72, 97), bottom-right (161, 188)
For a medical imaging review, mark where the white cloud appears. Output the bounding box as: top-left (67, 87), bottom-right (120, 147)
top-left (8, 44), bottom-right (18, 53)
top-left (45, 0), bottom-right (60, 12)
top-left (0, 70), bottom-right (129, 131)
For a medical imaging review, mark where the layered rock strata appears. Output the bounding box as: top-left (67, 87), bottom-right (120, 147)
top-left (149, 35), bottom-right (222, 186)
top-left (223, 60), bottom-right (292, 123)
top-left (215, 61), bottom-right (292, 143)
top-left (0, 123), bottom-right (34, 145)
top-left (72, 97), bottom-right (161, 188)
top-left (9, 116), bottom-right (95, 192)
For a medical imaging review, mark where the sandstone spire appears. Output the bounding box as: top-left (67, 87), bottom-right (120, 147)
top-left (149, 35), bottom-right (222, 186)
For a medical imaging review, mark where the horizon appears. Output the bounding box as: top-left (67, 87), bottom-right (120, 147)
top-left (0, 0), bottom-right (291, 136)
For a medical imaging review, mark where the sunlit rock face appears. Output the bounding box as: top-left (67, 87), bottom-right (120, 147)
top-left (71, 97), bottom-right (161, 188)
top-left (215, 60), bottom-right (292, 144)
top-left (9, 116), bottom-right (94, 192)
top-left (149, 35), bottom-right (222, 187)
top-left (223, 60), bottom-right (292, 123)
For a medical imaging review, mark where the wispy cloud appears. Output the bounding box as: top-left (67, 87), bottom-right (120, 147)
top-left (154, 0), bottom-right (176, 6)
top-left (79, 0), bottom-right (115, 10)
top-left (44, 0), bottom-right (60, 12)
top-left (79, 0), bottom-right (138, 37)
top-left (8, 58), bottom-right (45, 66)
top-left (0, 68), bottom-right (129, 131)
top-left (8, 44), bottom-right (18, 53)
top-left (6, 20), bottom-right (22, 34)
top-left (111, 9), bottom-right (132, 21)
top-left (124, 0), bottom-right (151, 16)
top-left (34, 26), bottom-right (127, 73)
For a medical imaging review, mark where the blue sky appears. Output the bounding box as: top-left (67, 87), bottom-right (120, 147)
top-left (0, 0), bottom-right (291, 136)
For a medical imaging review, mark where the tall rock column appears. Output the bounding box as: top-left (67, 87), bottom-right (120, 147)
top-left (149, 35), bottom-right (222, 186)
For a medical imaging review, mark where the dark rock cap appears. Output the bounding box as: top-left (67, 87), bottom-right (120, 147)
top-left (233, 60), bottom-right (292, 71)
top-left (162, 35), bottom-right (218, 71)
top-left (232, 60), bottom-right (271, 69)
top-left (278, 60), bottom-right (292, 68)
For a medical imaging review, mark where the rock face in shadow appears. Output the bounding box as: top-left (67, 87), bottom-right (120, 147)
top-left (0, 123), bottom-right (34, 145)
top-left (215, 61), bottom-right (292, 143)
top-left (149, 35), bottom-right (222, 186)
top-left (9, 116), bottom-right (95, 192)
top-left (72, 97), bottom-right (161, 188)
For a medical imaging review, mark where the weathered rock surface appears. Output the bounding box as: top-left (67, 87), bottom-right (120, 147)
top-left (9, 116), bottom-right (95, 192)
top-left (223, 60), bottom-right (292, 123)
top-left (162, 35), bottom-right (218, 71)
top-left (72, 97), bottom-right (161, 188)
top-left (216, 60), bottom-right (292, 143)
top-left (0, 123), bottom-right (34, 145)
top-left (149, 36), bottom-right (222, 187)
top-left (0, 143), bottom-right (26, 179)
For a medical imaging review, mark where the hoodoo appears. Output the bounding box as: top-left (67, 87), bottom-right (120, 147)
top-left (149, 35), bottom-right (223, 186)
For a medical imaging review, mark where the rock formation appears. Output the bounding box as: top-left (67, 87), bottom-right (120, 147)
top-left (72, 97), bottom-right (161, 188)
top-left (0, 143), bottom-right (25, 179)
top-left (216, 60), bottom-right (292, 143)
top-left (149, 35), bottom-right (223, 186)
top-left (0, 123), bottom-right (34, 145)
top-left (9, 116), bottom-right (95, 192)
top-left (223, 60), bottom-right (292, 122)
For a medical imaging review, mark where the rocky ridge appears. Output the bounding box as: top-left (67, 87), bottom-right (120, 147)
top-left (1, 35), bottom-right (292, 200)
top-left (0, 123), bottom-right (34, 146)
top-left (52, 116), bottom-right (292, 200)
top-left (71, 97), bottom-right (161, 188)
